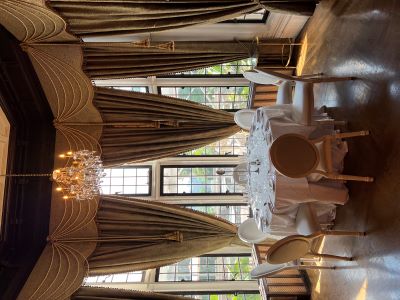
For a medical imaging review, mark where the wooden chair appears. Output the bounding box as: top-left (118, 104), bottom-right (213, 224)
top-left (244, 69), bottom-right (352, 126)
top-left (266, 230), bottom-right (366, 265)
top-left (270, 132), bottom-right (374, 182)
top-left (253, 68), bottom-right (354, 84)
top-left (251, 261), bottom-right (336, 278)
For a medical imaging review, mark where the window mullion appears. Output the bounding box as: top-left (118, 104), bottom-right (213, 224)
top-left (156, 77), bottom-right (249, 87)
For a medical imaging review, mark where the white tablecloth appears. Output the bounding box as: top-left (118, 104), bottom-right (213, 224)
top-left (246, 106), bottom-right (348, 235)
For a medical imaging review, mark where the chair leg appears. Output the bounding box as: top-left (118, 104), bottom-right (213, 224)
top-left (308, 76), bottom-right (356, 83)
top-left (333, 120), bottom-right (347, 126)
top-left (298, 73), bottom-right (324, 78)
top-left (314, 119), bottom-right (347, 127)
top-left (323, 230), bottom-right (366, 237)
top-left (312, 253), bottom-right (353, 261)
top-left (333, 130), bottom-right (369, 139)
top-left (327, 173), bottom-right (374, 182)
top-left (299, 265), bottom-right (336, 271)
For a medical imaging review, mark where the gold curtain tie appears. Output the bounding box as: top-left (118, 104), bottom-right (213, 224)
top-left (165, 231), bottom-right (183, 242)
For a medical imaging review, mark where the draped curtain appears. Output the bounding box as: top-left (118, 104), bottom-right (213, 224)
top-left (88, 196), bottom-right (240, 275)
top-left (93, 87), bottom-right (240, 166)
top-left (47, 0), bottom-right (260, 37)
top-left (83, 41), bottom-right (256, 79)
top-left (72, 287), bottom-right (195, 300)
top-left (47, 0), bottom-right (318, 37)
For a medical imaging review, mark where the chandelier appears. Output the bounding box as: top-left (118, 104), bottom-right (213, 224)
top-left (0, 150), bottom-right (104, 201)
top-left (53, 150), bottom-right (104, 201)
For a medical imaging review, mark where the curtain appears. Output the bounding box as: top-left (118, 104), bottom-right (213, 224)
top-left (72, 287), bottom-right (195, 300)
top-left (260, 0), bottom-right (318, 16)
top-left (83, 41), bottom-right (256, 79)
top-left (47, 0), bottom-right (261, 37)
top-left (93, 87), bottom-right (240, 166)
top-left (47, 1), bottom-right (317, 37)
top-left (88, 196), bottom-right (239, 275)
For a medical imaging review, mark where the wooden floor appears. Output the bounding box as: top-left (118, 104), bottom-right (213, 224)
top-left (297, 0), bottom-right (400, 299)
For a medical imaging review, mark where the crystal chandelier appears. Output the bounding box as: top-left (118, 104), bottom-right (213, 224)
top-left (53, 150), bottom-right (104, 201)
top-left (0, 150), bottom-right (104, 201)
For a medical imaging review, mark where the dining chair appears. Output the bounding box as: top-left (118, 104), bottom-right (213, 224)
top-left (244, 69), bottom-right (353, 126)
top-left (248, 69), bottom-right (356, 84)
top-left (269, 132), bottom-right (374, 182)
top-left (234, 109), bottom-right (256, 131)
top-left (265, 229), bottom-right (365, 265)
top-left (251, 260), bottom-right (336, 278)
top-left (238, 218), bottom-right (271, 244)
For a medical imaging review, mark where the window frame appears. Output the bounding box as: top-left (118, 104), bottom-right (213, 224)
top-left (84, 271), bottom-right (144, 284)
top-left (109, 86), bottom-right (149, 93)
top-left (162, 58), bottom-right (257, 78)
top-left (223, 8), bottom-right (269, 24)
top-left (155, 254), bottom-right (254, 283)
top-left (158, 85), bottom-right (250, 112)
top-left (179, 131), bottom-right (248, 157)
top-left (166, 291), bottom-right (261, 300)
top-left (101, 165), bottom-right (153, 196)
top-left (184, 204), bottom-right (251, 225)
top-left (160, 164), bottom-right (243, 196)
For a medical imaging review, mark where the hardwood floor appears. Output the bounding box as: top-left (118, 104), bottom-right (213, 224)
top-left (0, 26), bottom-right (55, 299)
top-left (297, 0), bottom-right (400, 299)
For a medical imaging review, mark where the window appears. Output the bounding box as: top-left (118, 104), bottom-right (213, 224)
top-left (101, 166), bottom-right (151, 196)
top-left (181, 132), bottom-right (248, 156)
top-left (161, 165), bottom-right (244, 196)
top-left (158, 255), bottom-right (254, 282)
top-left (186, 205), bottom-right (250, 225)
top-left (180, 293), bottom-right (261, 300)
top-left (172, 58), bottom-right (257, 76)
top-left (160, 86), bottom-right (249, 110)
top-left (84, 271), bottom-right (143, 284)
top-left (225, 9), bottom-right (268, 23)
top-left (111, 86), bottom-right (148, 93)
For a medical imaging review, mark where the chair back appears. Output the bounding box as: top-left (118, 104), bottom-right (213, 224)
top-left (270, 133), bottom-right (319, 178)
top-left (238, 218), bottom-right (270, 244)
top-left (243, 71), bottom-right (281, 85)
top-left (266, 235), bottom-right (311, 264)
top-left (251, 262), bottom-right (290, 278)
top-left (234, 109), bottom-right (255, 131)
